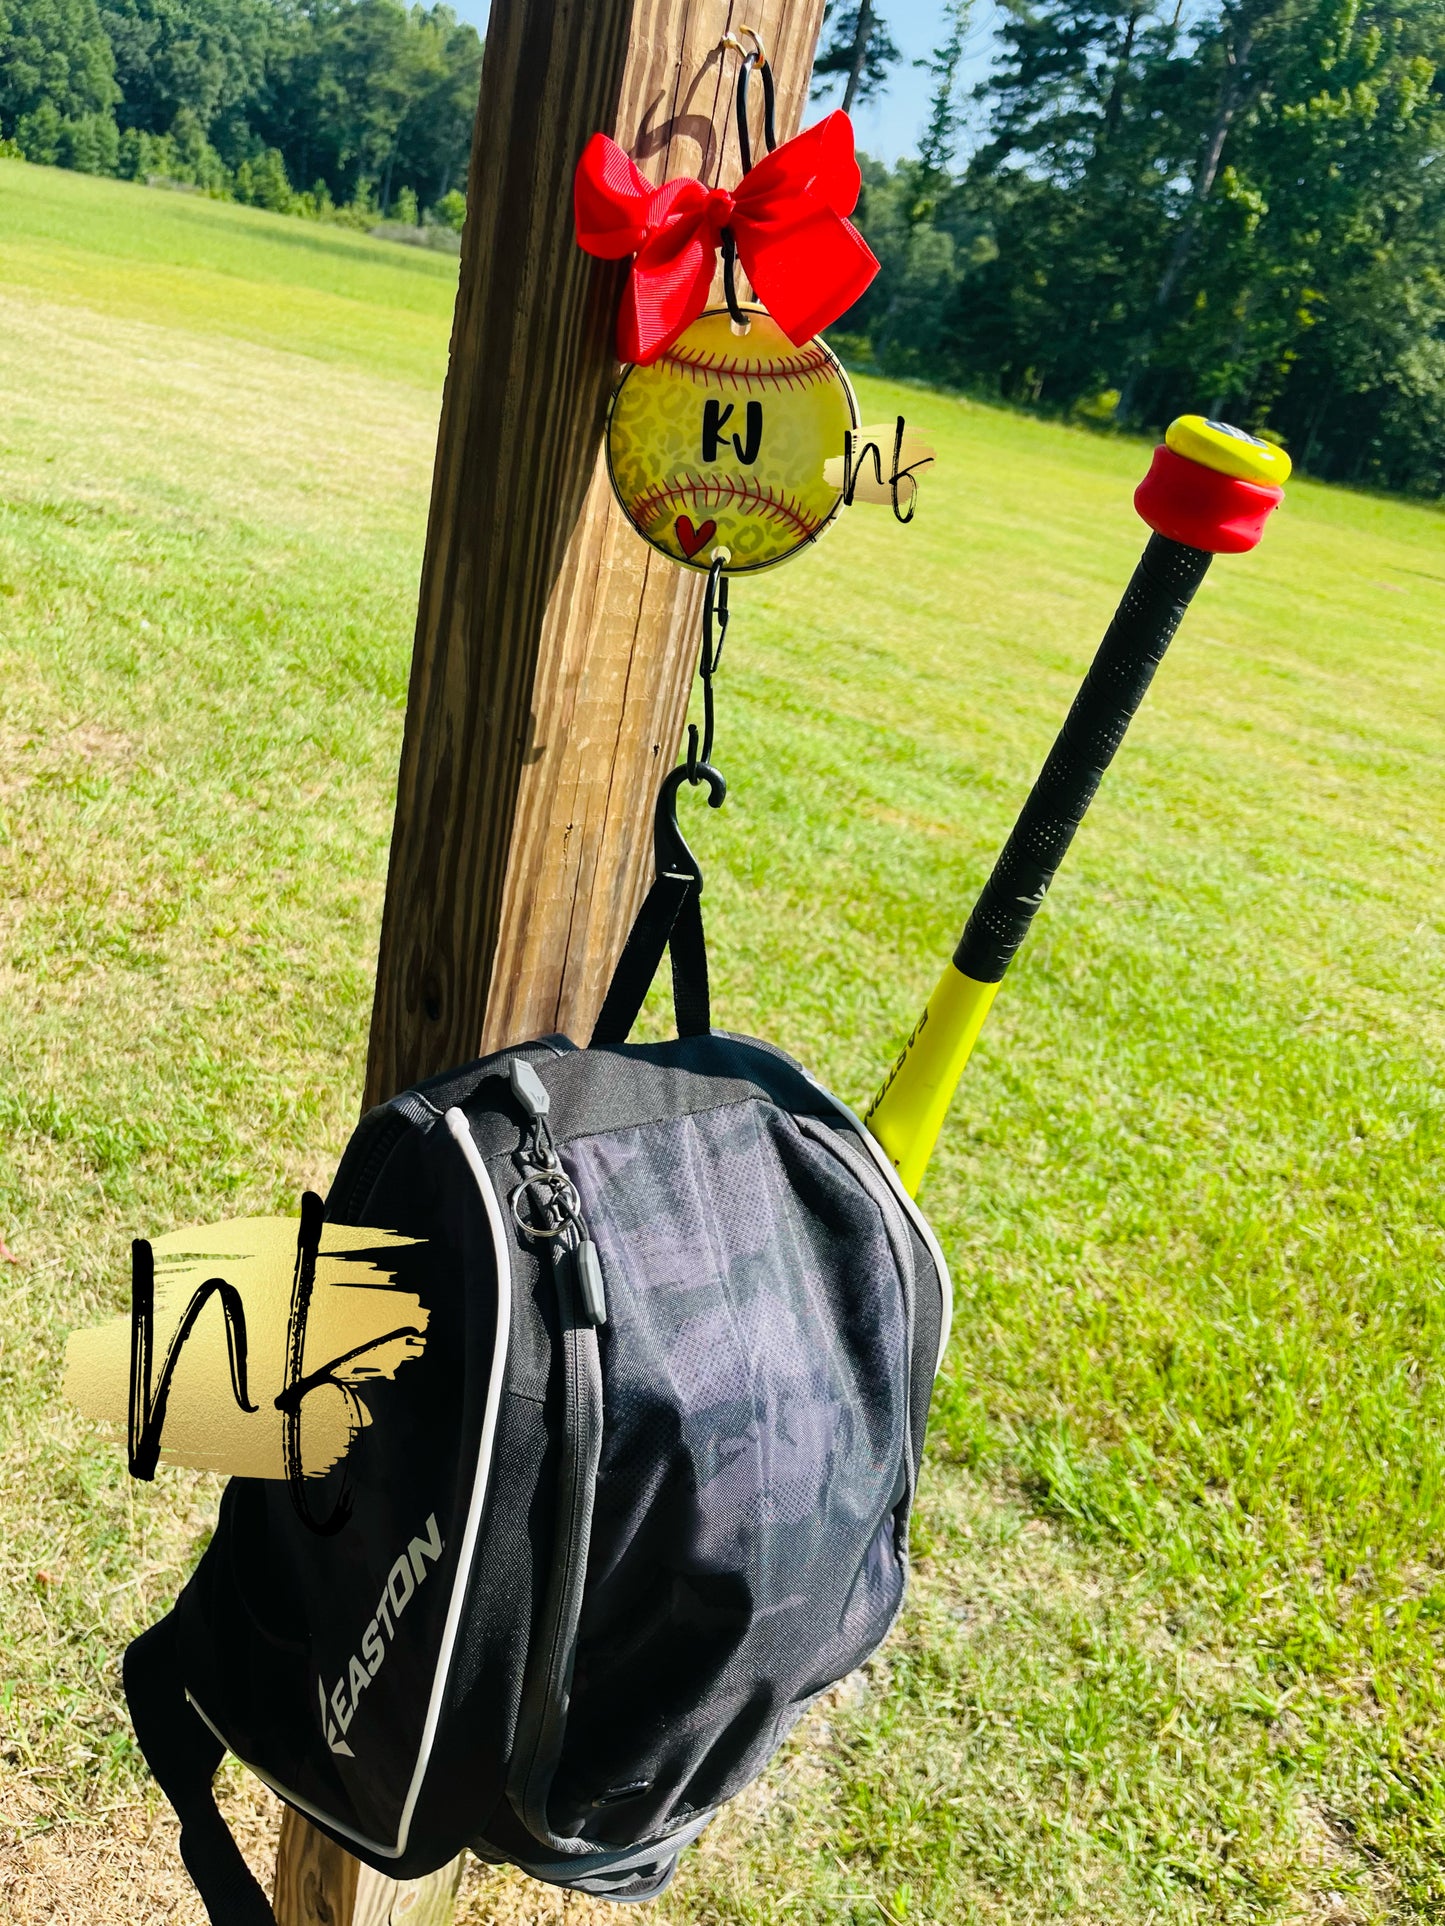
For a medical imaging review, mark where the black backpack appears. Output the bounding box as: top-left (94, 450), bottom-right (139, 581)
top-left (123, 834), bottom-right (950, 1918)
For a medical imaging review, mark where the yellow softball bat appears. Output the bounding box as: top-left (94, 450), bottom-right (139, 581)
top-left (1165, 414), bottom-right (1292, 485)
top-left (606, 307), bottom-right (858, 574)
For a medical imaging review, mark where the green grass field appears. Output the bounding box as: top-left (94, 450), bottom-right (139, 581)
top-left (2, 159), bottom-right (1443, 1924)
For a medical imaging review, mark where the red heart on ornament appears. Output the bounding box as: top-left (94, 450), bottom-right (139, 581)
top-left (674, 515), bottom-right (717, 560)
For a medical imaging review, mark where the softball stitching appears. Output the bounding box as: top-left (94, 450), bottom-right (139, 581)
top-left (654, 340), bottom-right (837, 392)
top-left (630, 471), bottom-right (825, 541)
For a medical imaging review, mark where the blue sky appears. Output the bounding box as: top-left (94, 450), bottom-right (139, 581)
top-left (825, 1), bottom-right (1002, 165)
top-left (445, 3), bottom-right (1002, 165)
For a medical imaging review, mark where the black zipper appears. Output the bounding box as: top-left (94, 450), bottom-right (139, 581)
top-left (502, 1057), bottom-right (607, 1853)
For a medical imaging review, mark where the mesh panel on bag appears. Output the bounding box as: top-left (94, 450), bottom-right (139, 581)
top-left (550, 1098), bottom-right (909, 1843)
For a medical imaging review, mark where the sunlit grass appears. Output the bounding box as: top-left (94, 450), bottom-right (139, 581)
top-left (0, 158), bottom-right (457, 384)
top-left (2, 160), bottom-right (1442, 1921)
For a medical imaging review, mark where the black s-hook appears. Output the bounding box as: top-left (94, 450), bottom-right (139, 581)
top-left (685, 555), bottom-right (728, 780)
top-left (732, 27), bottom-right (777, 176)
top-left (719, 28), bottom-right (778, 326)
top-left (588, 533), bottom-right (734, 1046)
top-left (664, 552), bottom-right (728, 881)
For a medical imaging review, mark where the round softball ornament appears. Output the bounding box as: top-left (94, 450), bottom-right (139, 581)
top-left (606, 307), bottom-right (858, 575)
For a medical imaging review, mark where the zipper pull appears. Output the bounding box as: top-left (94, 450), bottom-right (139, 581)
top-left (509, 1057), bottom-right (551, 1120)
top-left (509, 1056), bottom-right (561, 1175)
top-left (507, 1056), bottom-right (606, 1327)
top-left (571, 1237), bottom-right (608, 1328)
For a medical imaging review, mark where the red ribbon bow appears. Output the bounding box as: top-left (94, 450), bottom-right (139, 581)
top-left (574, 110), bottom-right (880, 365)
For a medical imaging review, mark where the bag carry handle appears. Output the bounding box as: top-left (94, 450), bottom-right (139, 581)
top-left (590, 763), bottom-right (722, 1047)
top-left (124, 1613), bottom-right (279, 1926)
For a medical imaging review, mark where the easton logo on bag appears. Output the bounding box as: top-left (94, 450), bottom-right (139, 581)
top-left (322, 1513), bottom-right (445, 1757)
top-left (118, 822), bottom-right (951, 1916)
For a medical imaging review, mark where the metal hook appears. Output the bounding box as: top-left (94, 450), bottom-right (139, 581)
top-left (661, 552), bottom-right (730, 891)
top-left (722, 26), bottom-right (776, 178)
top-left (717, 27), bottom-right (773, 323)
top-left (685, 557), bottom-right (728, 779)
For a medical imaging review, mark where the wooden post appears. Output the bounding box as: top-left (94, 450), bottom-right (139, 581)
top-left (274, 1818), bottom-right (463, 1926)
top-left (364, 0), bottom-right (827, 1102)
top-left (277, 0), bottom-right (827, 1920)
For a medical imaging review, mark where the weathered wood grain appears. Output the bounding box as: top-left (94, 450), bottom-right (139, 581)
top-left (363, 0), bottom-right (636, 1105)
top-left (351, 1852), bottom-right (464, 1926)
top-left (274, 1808), bottom-right (463, 1926)
top-left (274, 1807), bottom-right (358, 1926)
top-left (476, 0), bottom-right (829, 1050)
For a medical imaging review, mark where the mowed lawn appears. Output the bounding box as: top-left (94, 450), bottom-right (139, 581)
top-left (1, 160), bottom-right (1443, 1924)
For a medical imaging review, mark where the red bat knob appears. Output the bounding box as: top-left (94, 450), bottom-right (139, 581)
top-left (1134, 415), bottom-right (1290, 553)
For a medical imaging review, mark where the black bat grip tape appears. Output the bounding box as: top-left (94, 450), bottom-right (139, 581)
top-left (954, 533), bottom-right (1212, 984)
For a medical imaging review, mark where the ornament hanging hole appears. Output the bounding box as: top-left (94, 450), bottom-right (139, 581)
top-left (730, 317), bottom-right (752, 338)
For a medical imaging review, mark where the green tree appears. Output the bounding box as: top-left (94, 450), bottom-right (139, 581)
top-left (847, 0), bottom-right (1445, 495)
top-left (433, 185), bottom-right (465, 229)
top-left (0, 0), bottom-right (119, 164)
top-left (971, 2), bottom-right (1176, 179)
top-left (233, 143), bottom-right (294, 209)
top-left (1120, 0), bottom-right (1445, 454)
top-left (916, 0), bottom-right (972, 189)
top-left (260, 0), bottom-right (480, 212)
top-left (840, 9), bottom-right (983, 373)
top-left (390, 5), bottom-right (481, 204)
top-left (812, 1), bottom-right (901, 113)
top-left (97, 0), bottom-right (273, 165)
top-left (1112, 0), bottom-right (1323, 418)
top-left (944, 3), bottom-right (1185, 406)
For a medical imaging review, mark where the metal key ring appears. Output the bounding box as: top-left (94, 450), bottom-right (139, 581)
top-left (510, 1169), bottom-right (581, 1239)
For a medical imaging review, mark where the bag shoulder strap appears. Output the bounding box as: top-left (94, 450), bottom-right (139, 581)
top-left (590, 870), bottom-right (710, 1047)
top-left (592, 759), bottom-right (723, 1048)
top-left (124, 1613), bottom-right (279, 1926)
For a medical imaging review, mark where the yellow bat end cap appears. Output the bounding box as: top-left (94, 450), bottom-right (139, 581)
top-left (1165, 415), bottom-right (1292, 485)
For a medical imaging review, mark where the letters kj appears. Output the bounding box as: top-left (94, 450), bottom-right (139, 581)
top-left (702, 398), bottom-right (762, 465)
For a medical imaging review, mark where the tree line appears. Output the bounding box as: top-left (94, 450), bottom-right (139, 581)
top-left (821, 1), bottom-right (1445, 498)
top-left (3, 0), bottom-right (1441, 494)
top-left (0, 0), bottom-right (482, 226)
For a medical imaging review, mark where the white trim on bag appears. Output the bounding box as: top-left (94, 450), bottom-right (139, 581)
top-left (188, 1104), bottom-right (513, 1861)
